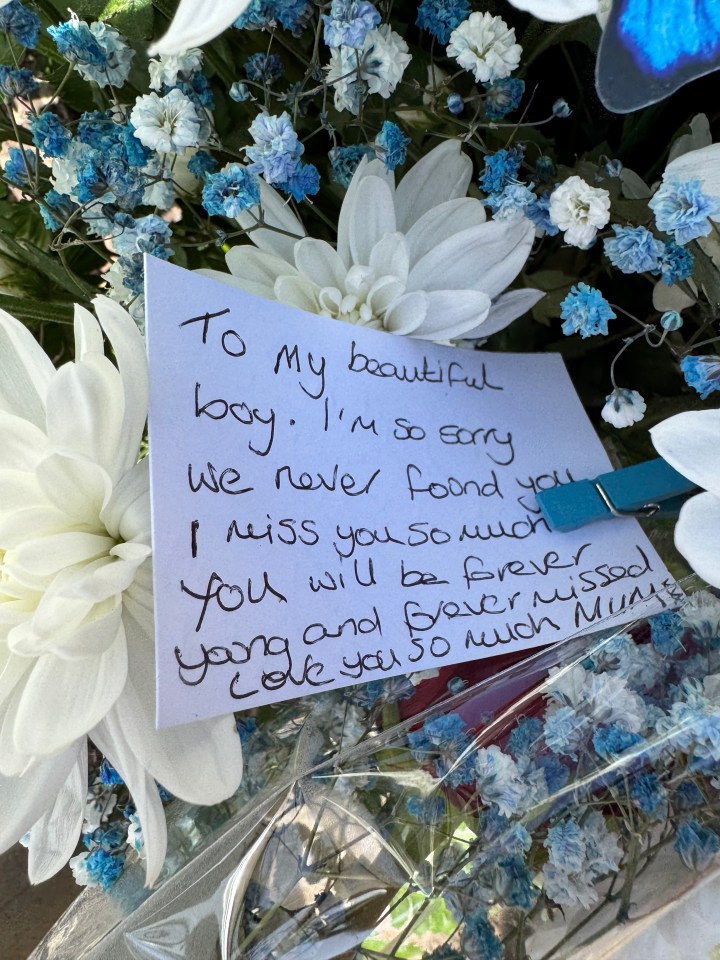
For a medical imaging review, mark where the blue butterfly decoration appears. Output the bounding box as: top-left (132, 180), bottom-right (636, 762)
top-left (597, 0), bottom-right (720, 112)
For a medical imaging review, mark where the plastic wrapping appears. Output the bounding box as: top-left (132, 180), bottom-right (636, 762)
top-left (30, 576), bottom-right (720, 960)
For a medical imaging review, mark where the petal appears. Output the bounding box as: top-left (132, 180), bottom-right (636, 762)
top-left (674, 493), bottom-right (720, 588)
top-left (73, 304), bottom-right (104, 360)
top-left (58, 547), bottom-right (150, 606)
top-left (349, 177), bottom-right (397, 266)
top-left (13, 631), bottom-right (128, 756)
top-left (384, 291), bottom-right (428, 335)
top-left (665, 144), bottom-right (720, 201)
top-left (0, 650), bottom-right (31, 711)
top-left (93, 296), bottom-right (148, 476)
top-left (223, 245), bottom-right (299, 297)
top-left (338, 158), bottom-right (394, 266)
top-left (28, 739), bottom-right (87, 883)
top-left (10, 598), bottom-right (122, 660)
top-left (0, 408), bottom-right (48, 471)
top-left (458, 289), bottom-right (545, 339)
top-left (0, 468), bottom-right (45, 517)
top-left (101, 456), bottom-right (150, 543)
top-left (36, 452), bottom-right (112, 527)
top-left (650, 410), bottom-right (720, 497)
top-left (407, 218), bottom-right (535, 300)
top-left (405, 197), bottom-right (487, 264)
top-left (46, 355), bottom-right (126, 482)
top-left (274, 275), bottom-right (319, 313)
top-left (195, 267), bottom-right (276, 300)
top-left (394, 141), bottom-right (473, 233)
top-left (0, 307), bottom-right (54, 430)
top-left (368, 233), bottom-right (409, 282)
top-left (148, 0), bottom-right (252, 54)
top-left (11, 531), bottom-right (116, 579)
top-left (111, 609), bottom-right (243, 806)
top-left (505, 0), bottom-right (598, 21)
top-left (414, 290), bottom-right (491, 341)
top-left (0, 506), bottom-right (70, 550)
top-left (91, 707), bottom-right (167, 886)
top-left (293, 238), bottom-right (348, 289)
top-left (236, 179), bottom-right (305, 263)
top-left (0, 742), bottom-right (79, 854)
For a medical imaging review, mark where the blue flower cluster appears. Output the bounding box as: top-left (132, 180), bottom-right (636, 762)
top-left (202, 164), bottom-right (261, 217)
top-left (329, 144), bottom-right (374, 188)
top-left (479, 148), bottom-right (523, 195)
top-left (323, 0), bottom-right (380, 48)
top-left (234, 0), bottom-right (312, 35)
top-left (0, 1), bottom-right (40, 48)
top-left (416, 0), bottom-right (470, 45)
top-left (484, 78), bottom-right (525, 120)
top-left (560, 283), bottom-right (616, 338)
top-left (245, 112), bottom-right (319, 201)
top-left (604, 224), bottom-right (664, 274)
top-left (650, 177), bottom-right (720, 245)
top-left (680, 355), bottom-right (720, 398)
top-left (374, 121), bottom-right (410, 171)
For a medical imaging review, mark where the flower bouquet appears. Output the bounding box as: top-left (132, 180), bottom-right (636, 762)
top-left (2, 0), bottom-right (720, 956)
top-left (26, 577), bottom-right (720, 960)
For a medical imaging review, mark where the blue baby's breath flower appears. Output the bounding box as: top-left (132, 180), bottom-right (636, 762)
top-left (230, 81), bottom-right (252, 102)
top-left (4, 145), bottom-right (34, 186)
top-left (446, 92), bottom-right (464, 115)
top-left (323, 0), bottom-right (380, 48)
top-left (408, 712), bottom-right (476, 787)
top-left (37, 189), bottom-right (76, 231)
top-left (675, 819), bottom-right (720, 871)
top-left (674, 781), bottom-right (704, 810)
top-left (560, 283), bottom-right (616, 338)
top-left (536, 753), bottom-right (570, 793)
top-left (114, 214), bottom-right (173, 259)
top-left (29, 112), bottom-right (70, 157)
top-left (99, 759), bottom-right (124, 786)
top-left (603, 224), bottom-right (664, 274)
top-left (374, 120), bottom-right (410, 171)
top-left (479, 147), bottom-right (523, 195)
top-left (329, 144), bottom-right (374, 187)
top-left (49, 15), bottom-right (134, 88)
top-left (592, 724), bottom-right (643, 759)
top-left (202, 163), bottom-right (261, 216)
top-left (176, 72), bottom-right (215, 110)
top-left (650, 610), bottom-right (685, 657)
top-left (507, 717), bottom-right (543, 759)
top-left (235, 0), bottom-right (312, 35)
top-left (0, 66), bottom-right (36, 98)
top-left (535, 155), bottom-right (555, 179)
top-left (526, 191), bottom-right (559, 236)
top-left (661, 310), bottom-right (683, 331)
top-left (545, 819), bottom-right (585, 872)
top-left (630, 772), bottom-right (668, 820)
top-left (77, 848), bottom-right (125, 890)
top-left (495, 856), bottom-right (538, 909)
top-left (278, 160), bottom-right (320, 201)
top-left (487, 181), bottom-right (535, 220)
top-left (650, 177), bottom-right (720, 245)
top-left (0, 1), bottom-right (40, 48)
top-left (474, 745), bottom-right (527, 817)
top-left (484, 77), bottom-right (524, 119)
top-left (246, 111), bottom-right (303, 184)
top-left (244, 51), bottom-right (284, 84)
top-left (680, 354), bottom-right (720, 399)
top-left (187, 149), bottom-right (217, 181)
top-left (461, 910), bottom-right (503, 960)
top-left (657, 240), bottom-right (694, 283)
top-left (416, 0), bottom-right (470, 44)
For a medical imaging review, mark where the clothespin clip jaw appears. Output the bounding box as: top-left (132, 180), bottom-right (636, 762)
top-left (536, 457), bottom-right (698, 533)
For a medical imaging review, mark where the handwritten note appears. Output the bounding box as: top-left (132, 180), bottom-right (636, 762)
top-left (146, 256), bottom-right (675, 727)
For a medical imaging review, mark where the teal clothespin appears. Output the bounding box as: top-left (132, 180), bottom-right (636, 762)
top-left (536, 457), bottom-right (698, 533)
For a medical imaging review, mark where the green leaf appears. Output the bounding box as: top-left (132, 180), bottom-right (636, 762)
top-left (0, 294), bottom-right (74, 325)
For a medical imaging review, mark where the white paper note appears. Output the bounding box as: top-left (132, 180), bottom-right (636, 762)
top-left (145, 257), bottom-right (676, 727)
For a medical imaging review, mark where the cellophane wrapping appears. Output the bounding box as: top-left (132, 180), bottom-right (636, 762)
top-left (30, 576), bottom-right (720, 960)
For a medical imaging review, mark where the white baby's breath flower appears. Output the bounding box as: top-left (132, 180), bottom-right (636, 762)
top-left (130, 88), bottom-right (202, 153)
top-left (326, 25), bottom-right (411, 114)
top-left (447, 12), bottom-right (522, 84)
top-left (200, 140), bottom-right (543, 341)
top-left (148, 48), bottom-right (203, 90)
top-left (0, 299), bottom-right (242, 885)
top-left (549, 175), bottom-right (611, 248)
top-left (601, 387), bottom-right (646, 428)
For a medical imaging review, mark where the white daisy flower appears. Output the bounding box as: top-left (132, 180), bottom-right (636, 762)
top-left (200, 140), bottom-right (543, 341)
top-left (0, 299), bottom-right (242, 885)
top-left (447, 12), bottom-right (522, 84)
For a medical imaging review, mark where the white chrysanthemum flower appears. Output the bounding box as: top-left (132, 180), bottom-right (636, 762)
top-left (601, 387), bottom-right (646, 428)
top-left (0, 299), bottom-right (242, 885)
top-left (130, 88), bottom-right (202, 153)
top-left (549, 175), bottom-right (611, 249)
top-left (148, 48), bottom-right (203, 90)
top-left (326, 25), bottom-right (411, 113)
top-left (447, 12), bottom-right (522, 84)
top-left (200, 141), bottom-right (542, 341)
